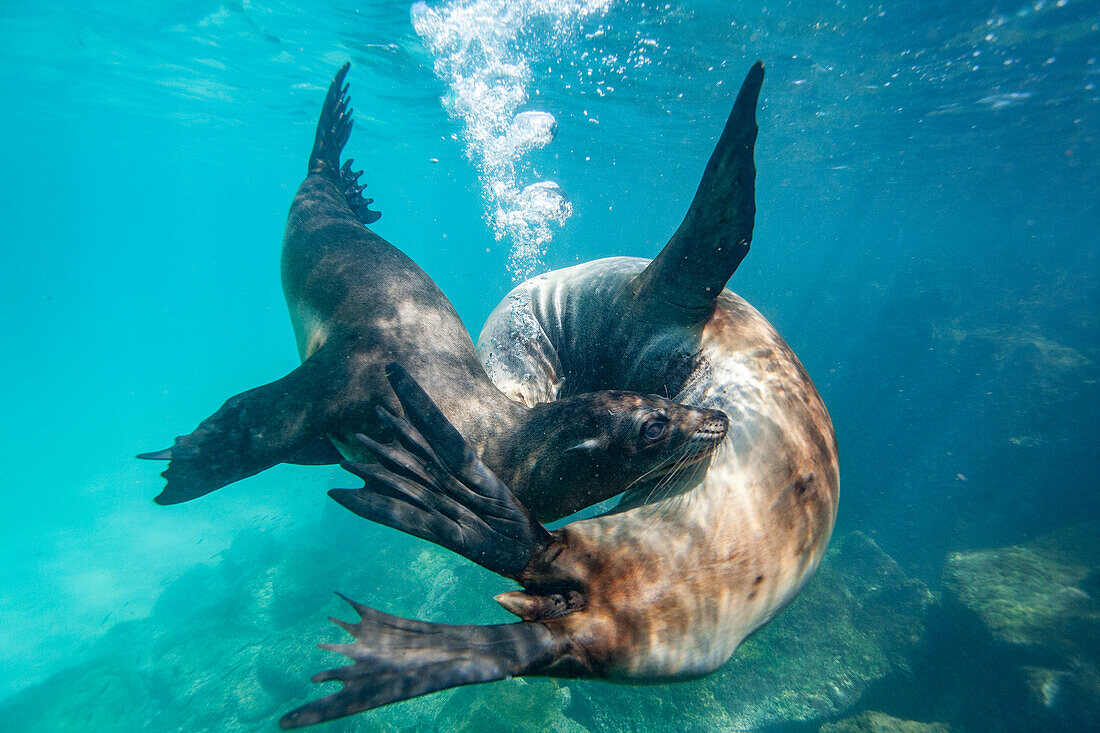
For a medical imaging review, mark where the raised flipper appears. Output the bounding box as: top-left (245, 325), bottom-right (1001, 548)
top-left (331, 364), bottom-right (552, 578)
top-left (283, 365), bottom-right (577, 726)
top-left (139, 342), bottom-right (347, 505)
top-left (632, 61), bottom-right (764, 322)
top-left (308, 62), bottom-right (381, 225)
top-left (279, 596), bottom-right (566, 728)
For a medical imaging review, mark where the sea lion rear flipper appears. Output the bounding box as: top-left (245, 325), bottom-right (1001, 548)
top-left (140, 343), bottom-right (344, 505)
top-left (279, 596), bottom-right (564, 728)
top-left (633, 61), bottom-right (764, 321)
top-left (308, 62), bottom-right (381, 225)
top-left (331, 363), bottom-right (552, 579)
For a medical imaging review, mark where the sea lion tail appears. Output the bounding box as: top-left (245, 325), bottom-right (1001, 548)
top-left (330, 363), bottom-right (552, 579)
top-left (307, 62), bottom-right (381, 225)
top-left (279, 595), bottom-right (565, 728)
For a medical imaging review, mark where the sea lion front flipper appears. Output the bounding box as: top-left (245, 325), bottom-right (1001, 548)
top-left (633, 61), bottom-right (764, 321)
top-left (140, 342), bottom-right (346, 505)
top-left (331, 363), bottom-right (552, 579)
top-left (279, 596), bottom-right (563, 728)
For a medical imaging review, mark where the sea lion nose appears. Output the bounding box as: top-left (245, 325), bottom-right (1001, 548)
top-left (702, 412), bottom-right (730, 441)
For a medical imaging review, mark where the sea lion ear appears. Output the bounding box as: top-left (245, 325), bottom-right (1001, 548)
top-left (563, 437), bottom-right (609, 454)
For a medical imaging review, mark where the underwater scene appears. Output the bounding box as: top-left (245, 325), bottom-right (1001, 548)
top-left (1, 0), bottom-right (1097, 731)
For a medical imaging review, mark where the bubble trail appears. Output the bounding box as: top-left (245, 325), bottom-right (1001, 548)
top-left (412, 0), bottom-right (615, 280)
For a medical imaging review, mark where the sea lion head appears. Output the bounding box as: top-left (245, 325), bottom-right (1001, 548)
top-left (506, 392), bottom-right (729, 520)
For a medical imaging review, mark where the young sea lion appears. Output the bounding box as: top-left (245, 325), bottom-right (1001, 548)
top-left (280, 61), bottom-right (839, 727)
top-left (138, 64), bottom-right (720, 521)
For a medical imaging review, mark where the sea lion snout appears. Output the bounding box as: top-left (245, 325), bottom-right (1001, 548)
top-left (695, 412), bottom-right (730, 444)
top-left (665, 404), bottom-right (729, 451)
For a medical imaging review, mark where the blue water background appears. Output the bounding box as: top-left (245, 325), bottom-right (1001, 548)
top-left (0, 0), bottom-right (1097, 713)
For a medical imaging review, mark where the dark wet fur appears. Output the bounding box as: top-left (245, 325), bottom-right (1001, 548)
top-left (139, 64), bottom-right (716, 521)
top-left (497, 62), bottom-right (765, 401)
top-left (497, 389), bottom-right (728, 519)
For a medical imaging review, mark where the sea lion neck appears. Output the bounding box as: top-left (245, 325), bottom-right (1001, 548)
top-left (440, 378), bottom-right (529, 468)
top-left (490, 394), bottom-right (627, 520)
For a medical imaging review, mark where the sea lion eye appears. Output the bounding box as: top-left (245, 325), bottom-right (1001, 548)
top-left (642, 418), bottom-right (668, 442)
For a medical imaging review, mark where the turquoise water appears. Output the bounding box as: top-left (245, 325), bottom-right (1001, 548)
top-left (1, 0), bottom-right (1097, 730)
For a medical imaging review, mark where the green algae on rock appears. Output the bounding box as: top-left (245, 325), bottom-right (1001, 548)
top-left (940, 522), bottom-right (1100, 729)
top-left (820, 710), bottom-right (955, 733)
top-left (438, 678), bottom-right (587, 733)
top-left (942, 522), bottom-right (1099, 661)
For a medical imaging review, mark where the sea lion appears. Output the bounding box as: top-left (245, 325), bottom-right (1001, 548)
top-left (138, 64), bottom-right (725, 521)
top-left (280, 62), bottom-right (839, 727)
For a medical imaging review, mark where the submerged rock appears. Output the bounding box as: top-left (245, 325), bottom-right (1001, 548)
top-left (0, 658), bottom-right (151, 731)
top-left (0, 527), bottom-right (472, 732)
top-left (820, 710), bottom-right (954, 732)
top-left (437, 678), bottom-right (587, 733)
top-left (943, 522), bottom-right (1099, 662)
top-left (0, 529), bottom-right (931, 732)
top-left (939, 522), bottom-right (1100, 730)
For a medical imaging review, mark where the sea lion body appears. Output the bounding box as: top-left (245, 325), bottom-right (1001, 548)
top-left (481, 258), bottom-right (838, 678)
top-left (141, 65), bottom-right (724, 520)
top-left (282, 61), bottom-right (840, 727)
top-left (277, 161), bottom-right (511, 457)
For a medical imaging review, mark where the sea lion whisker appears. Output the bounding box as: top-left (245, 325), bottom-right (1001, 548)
top-left (638, 440), bottom-right (700, 507)
top-left (665, 446), bottom-right (706, 489)
top-left (633, 435), bottom-right (724, 520)
top-left (659, 444), bottom-right (697, 486)
top-left (618, 445), bottom-right (682, 497)
top-left (640, 444), bottom-right (693, 497)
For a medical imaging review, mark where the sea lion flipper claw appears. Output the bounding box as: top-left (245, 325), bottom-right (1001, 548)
top-left (136, 447), bottom-right (172, 461)
top-left (331, 364), bottom-right (551, 578)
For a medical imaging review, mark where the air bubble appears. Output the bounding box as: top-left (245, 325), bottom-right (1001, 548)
top-left (412, 0), bottom-right (614, 280)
